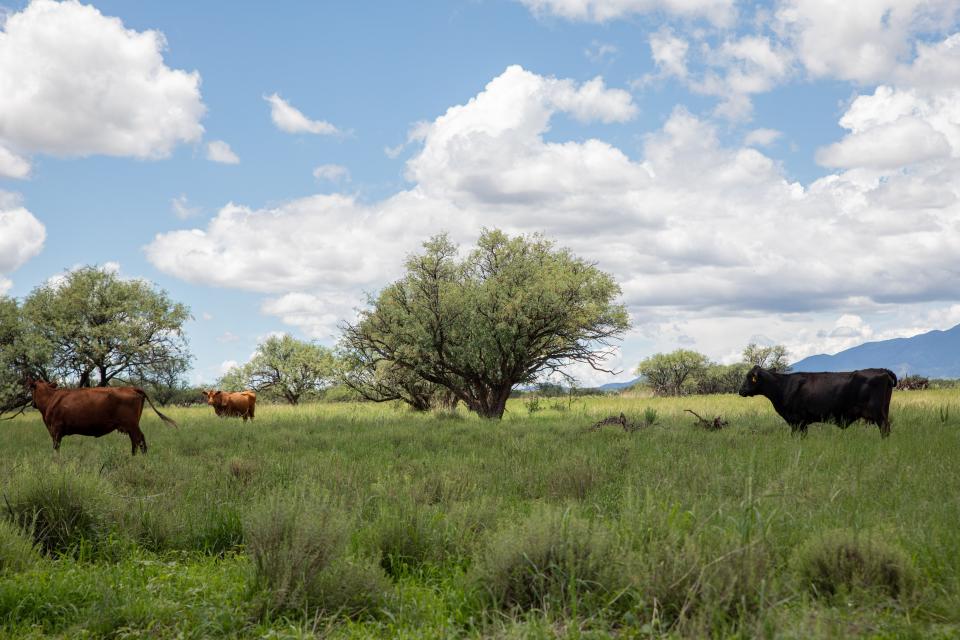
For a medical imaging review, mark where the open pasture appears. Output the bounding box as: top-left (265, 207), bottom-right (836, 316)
top-left (1, 391), bottom-right (959, 638)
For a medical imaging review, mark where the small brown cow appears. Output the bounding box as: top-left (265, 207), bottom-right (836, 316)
top-left (204, 390), bottom-right (256, 421)
top-left (28, 379), bottom-right (178, 455)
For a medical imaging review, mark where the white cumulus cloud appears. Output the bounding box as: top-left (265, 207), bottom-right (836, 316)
top-left (313, 164), bottom-right (350, 182)
top-left (265, 93), bottom-right (340, 135)
top-left (0, 145), bottom-right (30, 179)
top-left (206, 140), bottom-right (239, 164)
top-left (0, 0), bottom-right (204, 161)
top-left (0, 199), bottom-right (46, 289)
top-left (519, 0), bottom-right (736, 26)
top-left (649, 29), bottom-right (690, 79)
top-left (775, 0), bottom-right (959, 84)
top-left (744, 128), bottom-right (782, 147)
top-left (171, 194), bottom-right (202, 219)
top-left (147, 64), bottom-right (960, 364)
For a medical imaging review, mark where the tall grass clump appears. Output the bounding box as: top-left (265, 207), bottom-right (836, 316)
top-left (471, 507), bottom-right (634, 617)
top-left (617, 492), bottom-right (775, 633)
top-left (362, 501), bottom-right (463, 577)
top-left (245, 494), bottom-right (391, 619)
top-left (791, 529), bottom-right (917, 602)
top-left (634, 536), bottom-right (774, 634)
top-left (4, 465), bottom-right (118, 558)
top-left (0, 517), bottom-right (39, 573)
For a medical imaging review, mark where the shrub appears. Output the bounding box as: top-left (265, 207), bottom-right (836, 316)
top-left (188, 503), bottom-right (244, 555)
top-left (363, 501), bottom-right (461, 577)
top-left (639, 538), bottom-right (772, 631)
top-left (471, 507), bottom-right (633, 616)
top-left (227, 457), bottom-right (258, 484)
top-left (5, 467), bottom-right (116, 558)
top-left (246, 494), bottom-right (390, 619)
top-left (791, 529), bottom-right (917, 601)
top-left (305, 557), bottom-right (393, 618)
top-left (642, 407), bottom-right (659, 427)
top-left (0, 518), bottom-right (39, 574)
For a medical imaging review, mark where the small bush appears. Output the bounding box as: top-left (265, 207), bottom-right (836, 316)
top-left (643, 407), bottom-right (659, 426)
top-left (246, 494), bottom-right (388, 619)
top-left (791, 529), bottom-right (917, 601)
top-left (188, 503), bottom-right (244, 555)
top-left (472, 507), bottom-right (633, 616)
top-left (306, 557), bottom-right (393, 618)
top-left (0, 518), bottom-right (39, 574)
top-left (363, 502), bottom-right (461, 577)
top-left (6, 468), bottom-right (116, 558)
top-left (525, 396), bottom-right (542, 415)
top-left (227, 457), bottom-right (258, 484)
top-left (640, 539), bottom-right (772, 630)
top-left (127, 502), bottom-right (177, 552)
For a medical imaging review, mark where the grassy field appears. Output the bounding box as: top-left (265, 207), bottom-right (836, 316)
top-left (1, 391), bottom-right (959, 638)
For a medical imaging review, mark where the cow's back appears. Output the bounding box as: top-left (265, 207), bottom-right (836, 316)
top-left (222, 391), bottom-right (254, 417)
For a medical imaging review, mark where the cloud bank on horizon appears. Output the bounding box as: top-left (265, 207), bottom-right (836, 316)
top-left (3, 0), bottom-right (960, 383)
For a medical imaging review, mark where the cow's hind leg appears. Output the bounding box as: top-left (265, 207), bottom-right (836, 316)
top-left (879, 416), bottom-right (891, 438)
top-left (129, 427), bottom-right (148, 456)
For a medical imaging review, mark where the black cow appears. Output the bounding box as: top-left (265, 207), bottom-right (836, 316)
top-left (738, 366), bottom-right (897, 437)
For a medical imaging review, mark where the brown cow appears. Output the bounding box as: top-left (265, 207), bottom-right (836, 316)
top-left (28, 379), bottom-right (178, 455)
top-left (204, 390), bottom-right (256, 421)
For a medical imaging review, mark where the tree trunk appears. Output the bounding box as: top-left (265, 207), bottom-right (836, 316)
top-left (407, 394), bottom-right (432, 412)
top-left (468, 385), bottom-right (512, 419)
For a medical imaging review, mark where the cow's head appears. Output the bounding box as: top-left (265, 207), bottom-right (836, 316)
top-left (204, 390), bottom-right (218, 405)
top-left (207, 390), bottom-right (226, 407)
top-left (738, 365), bottom-right (765, 397)
top-left (24, 378), bottom-right (52, 392)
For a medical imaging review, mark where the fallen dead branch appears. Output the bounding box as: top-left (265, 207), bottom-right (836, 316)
top-left (685, 409), bottom-right (728, 431)
top-left (589, 412), bottom-right (645, 433)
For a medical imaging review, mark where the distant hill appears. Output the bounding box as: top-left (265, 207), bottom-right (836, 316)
top-left (597, 377), bottom-right (641, 391)
top-left (792, 323), bottom-right (960, 378)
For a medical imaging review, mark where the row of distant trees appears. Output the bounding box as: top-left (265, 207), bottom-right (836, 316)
top-left (635, 343), bottom-right (790, 396)
top-left (1, 229), bottom-right (631, 420)
top-left (0, 230), bottom-right (809, 415)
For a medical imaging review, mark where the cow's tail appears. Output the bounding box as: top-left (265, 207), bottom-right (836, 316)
top-left (136, 389), bottom-right (179, 428)
top-left (884, 369), bottom-right (898, 388)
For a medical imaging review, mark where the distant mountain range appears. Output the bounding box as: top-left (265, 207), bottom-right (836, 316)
top-left (597, 377), bottom-right (641, 391)
top-left (792, 323), bottom-right (960, 378)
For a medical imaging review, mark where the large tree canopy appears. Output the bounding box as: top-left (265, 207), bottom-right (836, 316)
top-left (335, 349), bottom-right (451, 412)
top-left (0, 297), bottom-right (31, 414)
top-left (341, 229), bottom-right (630, 419)
top-left (21, 267), bottom-right (191, 388)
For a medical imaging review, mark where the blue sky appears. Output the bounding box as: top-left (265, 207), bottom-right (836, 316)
top-left (2, 0), bottom-right (960, 385)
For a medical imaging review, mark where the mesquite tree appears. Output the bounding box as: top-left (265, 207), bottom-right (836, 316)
top-left (20, 267), bottom-right (191, 388)
top-left (341, 230), bottom-right (629, 419)
top-left (222, 335), bottom-right (335, 405)
top-left (742, 343), bottom-right (791, 372)
top-left (635, 349), bottom-right (711, 396)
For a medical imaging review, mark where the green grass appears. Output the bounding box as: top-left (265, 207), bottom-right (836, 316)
top-left (1, 391), bottom-right (959, 638)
